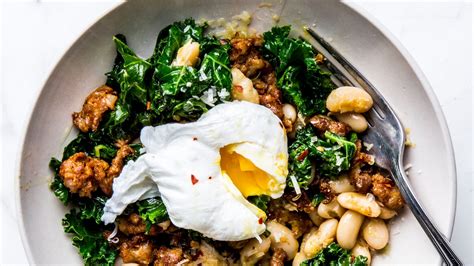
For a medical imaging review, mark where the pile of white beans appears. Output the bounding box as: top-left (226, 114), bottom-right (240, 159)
top-left (326, 86), bottom-right (374, 133)
top-left (240, 177), bottom-right (397, 265)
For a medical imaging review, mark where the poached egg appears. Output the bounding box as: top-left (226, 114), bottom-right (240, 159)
top-left (102, 101), bottom-right (288, 241)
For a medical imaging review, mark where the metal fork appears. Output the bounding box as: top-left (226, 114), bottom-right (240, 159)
top-left (304, 27), bottom-right (462, 265)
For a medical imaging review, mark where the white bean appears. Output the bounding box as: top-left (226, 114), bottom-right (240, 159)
top-left (333, 112), bottom-right (368, 133)
top-left (240, 237), bottom-right (271, 265)
top-left (292, 252), bottom-right (309, 266)
top-left (336, 210), bottom-right (365, 249)
top-left (378, 205), bottom-right (398, 220)
top-left (303, 219), bottom-right (338, 258)
top-left (231, 68), bottom-right (260, 104)
top-left (172, 41), bottom-right (200, 67)
top-left (300, 227), bottom-right (318, 251)
top-left (308, 210), bottom-right (325, 226)
top-left (337, 192), bottom-right (381, 217)
top-left (326, 86), bottom-right (373, 113)
top-left (328, 174), bottom-right (356, 193)
top-left (351, 240), bottom-right (372, 265)
top-left (266, 221), bottom-right (299, 260)
top-left (282, 104), bottom-right (297, 123)
top-left (317, 198), bottom-right (346, 219)
top-left (362, 218), bottom-right (389, 250)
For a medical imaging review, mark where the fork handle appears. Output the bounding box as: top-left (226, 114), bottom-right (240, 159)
top-left (391, 164), bottom-right (463, 265)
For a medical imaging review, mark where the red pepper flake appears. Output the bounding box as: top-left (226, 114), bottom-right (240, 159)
top-left (234, 85), bottom-right (243, 93)
top-left (258, 217), bottom-right (263, 224)
top-left (297, 149), bottom-right (309, 161)
top-left (192, 137), bottom-right (198, 141)
top-left (191, 174), bottom-right (199, 185)
top-left (208, 176), bottom-right (212, 179)
top-left (146, 101), bottom-right (151, 110)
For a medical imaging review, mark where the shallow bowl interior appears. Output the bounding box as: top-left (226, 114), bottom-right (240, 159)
top-left (18, 0), bottom-right (455, 264)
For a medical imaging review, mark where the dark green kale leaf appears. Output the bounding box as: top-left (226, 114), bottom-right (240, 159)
top-left (287, 126), bottom-right (316, 189)
top-left (301, 242), bottom-right (368, 266)
top-left (62, 133), bottom-right (91, 160)
top-left (154, 65), bottom-right (201, 96)
top-left (62, 131), bottom-right (117, 162)
top-left (103, 35), bottom-right (153, 139)
top-left (288, 126), bottom-right (358, 189)
top-left (263, 26), bottom-right (335, 116)
top-left (106, 34), bottom-right (126, 89)
top-left (113, 35), bottom-right (150, 106)
top-left (150, 64), bottom-right (209, 121)
top-left (311, 193), bottom-right (325, 206)
top-left (310, 131), bottom-right (357, 178)
top-left (150, 18), bottom-right (206, 67)
top-left (77, 196), bottom-right (108, 225)
top-left (137, 197), bottom-right (169, 233)
top-left (62, 209), bottom-right (117, 266)
top-left (93, 144), bottom-right (117, 161)
top-left (171, 98), bottom-right (209, 121)
top-left (152, 25), bottom-right (185, 67)
top-left (198, 44), bottom-right (232, 90)
top-left (49, 157), bottom-right (70, 205)
top-left (248, 195), bottom-right (272, 212)
top-left (149, 19), bottom-right (231, 122)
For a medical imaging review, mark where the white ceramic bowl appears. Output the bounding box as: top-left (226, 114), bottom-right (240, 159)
top-left (17, 0), bottom-right (456, 264)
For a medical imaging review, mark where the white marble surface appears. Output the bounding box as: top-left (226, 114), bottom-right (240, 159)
top-left (1, 1), bottom-right (472, 264)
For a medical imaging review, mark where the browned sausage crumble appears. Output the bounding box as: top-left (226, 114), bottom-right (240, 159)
top-left (267, 198), bottom-right (313, 239)
top-left (119, 235), bottom-right (155, 265)
top-left (59, 143), bottom-right (134, 197)
top-left (371, 173), bottom-right (404, 210)
top-left (154, 247), bottom-right (184, 266)
top-left (72, 85), bottom-right (117, 132)
top-left (59, 152), bottom-right (109, 197)
top-left (270, 248), bottom-right (288, 266)
top-left (309, 114), bottom-right (351, 136)
top-left (349, 141), bottom-right (404, 210)
top-left (107, 144), bottom-right (135, 179)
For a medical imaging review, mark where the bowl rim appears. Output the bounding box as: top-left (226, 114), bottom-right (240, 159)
top-left (14, 1), bottom-right (457, 264)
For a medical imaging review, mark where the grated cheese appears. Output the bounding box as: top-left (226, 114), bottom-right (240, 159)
top-left (290, 175), bottom-right (301, 195)
top-left (200, 88), bottom-right (217, 106)
top-left (199, 70), bottom-right (208, 81)
top-left (363, 142), bottom-right (374, 151)
top-left (177, 259), bottom-right (190, 266)
top-left (335, 154), bottom-right (344, 166)
top-left (217, 88), bottom-right (230, 100)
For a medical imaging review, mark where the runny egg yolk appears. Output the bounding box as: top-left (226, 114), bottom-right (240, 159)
top-left (220, 144), bottom-right (272, 197)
